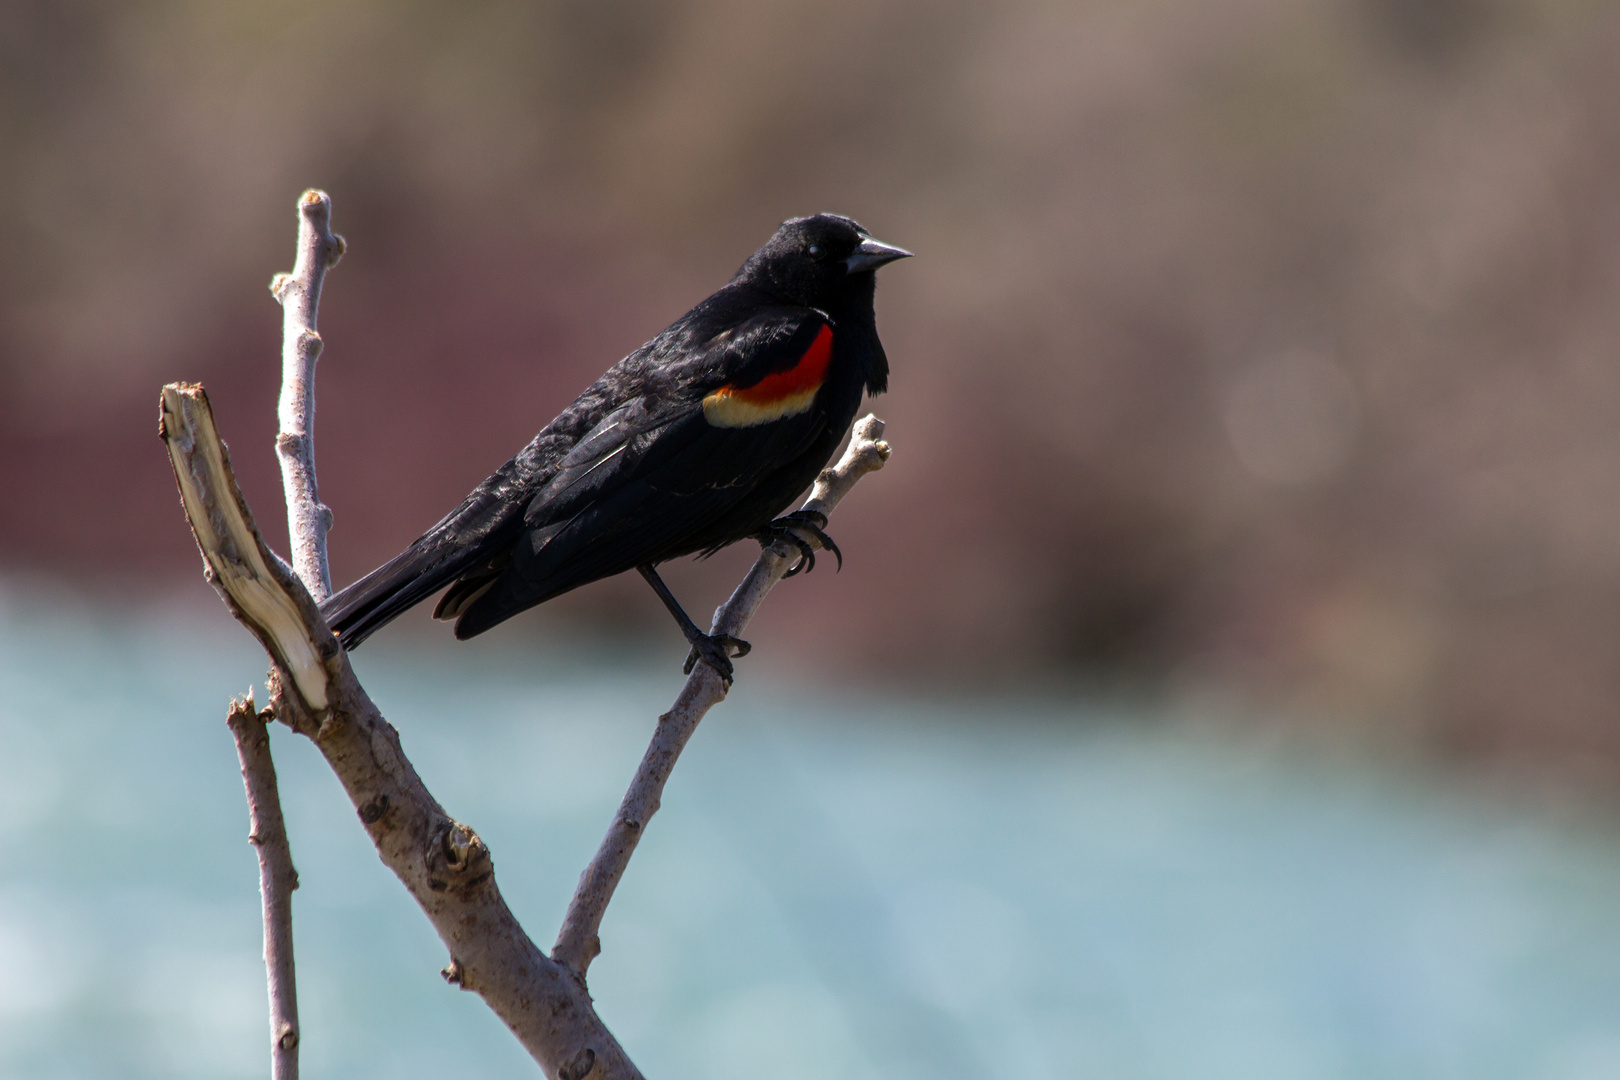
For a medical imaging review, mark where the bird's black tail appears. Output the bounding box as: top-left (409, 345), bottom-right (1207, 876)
top-left (320, 541), bottom-right (469, 650)
top-left (319, 483), bottom-right (524, 650)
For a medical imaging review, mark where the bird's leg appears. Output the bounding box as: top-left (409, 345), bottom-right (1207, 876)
top-left (754, 509), bottom-right (842, 577)
top-left (637, 564), bottom-right (750, 684)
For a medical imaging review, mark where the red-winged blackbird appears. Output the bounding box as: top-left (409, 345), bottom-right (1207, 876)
top-left (320, 214), bottom-right (910, 681)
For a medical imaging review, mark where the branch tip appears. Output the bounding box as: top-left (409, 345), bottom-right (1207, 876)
top-left (228, 690), bottom-right (258, 722)
top-left (275, 187), bottom-right (341, 601)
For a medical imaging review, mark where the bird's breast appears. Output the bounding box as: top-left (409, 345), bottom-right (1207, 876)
top-left (701, 324), bottom-right (834, 428)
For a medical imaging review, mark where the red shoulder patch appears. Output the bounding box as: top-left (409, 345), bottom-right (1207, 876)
top-left (702, 325), bottom-right (833, 428)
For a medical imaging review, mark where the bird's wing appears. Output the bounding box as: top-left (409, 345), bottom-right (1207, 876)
top-left (318, 365), bottom-right (646, 648)
top-left (451, 307), bottom-right (839, 636)
top-left (523, 306), bottom-right (833, 522)
top-left (318, 459), bottom-right (534, 647)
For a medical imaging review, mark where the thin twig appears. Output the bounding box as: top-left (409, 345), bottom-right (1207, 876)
top-left (270, 189), bottom-right (345, 603)
top-left (227, 694), bottom-right (301, 1080)
top-left (552, 415), bottom-right (892, 976)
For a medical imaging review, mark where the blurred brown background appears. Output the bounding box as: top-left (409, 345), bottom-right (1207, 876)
top-left (3, 0), bottom-right (1619, 779)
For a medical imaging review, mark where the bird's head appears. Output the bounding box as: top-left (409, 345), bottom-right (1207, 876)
top-left (736, 213), bottom-right (912, 308)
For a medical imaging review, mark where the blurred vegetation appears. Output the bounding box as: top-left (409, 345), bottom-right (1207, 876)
top-left (4, 0), bottom-right (1620, 779)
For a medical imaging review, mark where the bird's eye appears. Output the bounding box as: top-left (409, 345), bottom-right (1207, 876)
top-left (808, 244), bottom-right (822, 257)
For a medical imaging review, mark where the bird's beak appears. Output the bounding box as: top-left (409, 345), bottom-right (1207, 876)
top-left (845, 235), bottom-right (913, 274)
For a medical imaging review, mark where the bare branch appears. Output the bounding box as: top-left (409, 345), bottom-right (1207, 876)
top-left (160, 382), bottom-right (642, 1079)
top-left (553, 415), bottom-right (892, 976)
top-left (227, 694), bottom-right (301, 1080)
top-left (270, 189), bottom-right (345, 603)
top-left (161, 384), bottom-right (335, 715)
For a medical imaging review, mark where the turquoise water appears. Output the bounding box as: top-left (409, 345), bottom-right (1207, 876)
top-left (4, 591), bottom-right (1620, 1079)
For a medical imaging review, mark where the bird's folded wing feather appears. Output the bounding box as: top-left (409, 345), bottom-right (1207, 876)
top-left (522, 306), bottom-right (833, 527)
top-left (322, 305), bottom-right (833, 645)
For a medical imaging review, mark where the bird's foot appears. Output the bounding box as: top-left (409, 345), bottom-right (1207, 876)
top-left (756, 510), bottom-right (842, 577)
top-left (683, 631), bottom-right (752, 684)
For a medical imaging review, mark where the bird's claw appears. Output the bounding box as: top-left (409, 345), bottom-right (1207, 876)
top-left (757, 510), bottom-right (842, 577)
top-left (682, 632), bottom-right (751, 684)
top-left (763, 526), bottom-right (818, 577)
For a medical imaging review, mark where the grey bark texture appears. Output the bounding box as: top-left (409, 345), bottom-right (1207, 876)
top-left (270, 189), bottom-right (345, 603)
top-left (226, 695), bottom-right (302, 1080)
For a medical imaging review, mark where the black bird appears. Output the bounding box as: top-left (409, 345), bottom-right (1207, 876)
top-left (320, 214), bottom-right (910, 681)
